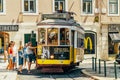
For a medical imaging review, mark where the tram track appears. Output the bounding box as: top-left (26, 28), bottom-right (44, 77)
top-left (17, 67), bottom-right (94, 80)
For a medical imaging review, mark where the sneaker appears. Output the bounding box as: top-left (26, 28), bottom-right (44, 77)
top-left (18, 70), bottom-right (22, 74)
top-left (28, 71), bottom-right (32, 74)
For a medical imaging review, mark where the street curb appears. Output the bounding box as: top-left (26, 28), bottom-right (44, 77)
top-left (81, 69), bottom-right (100, 80)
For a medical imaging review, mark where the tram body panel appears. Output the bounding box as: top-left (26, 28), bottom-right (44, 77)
top-left (37, 45), bottom-right (73, 65)
top-left (74, 48), bottom-right (84, 63)
top-left (37, 60), bottom-right (71, 65)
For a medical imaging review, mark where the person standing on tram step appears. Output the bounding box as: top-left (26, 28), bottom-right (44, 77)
top-left (26, 42), bottom-right (36, 74)
top-left (18, 45), bottom-right (24, 73)
top-left (23, 43), bottom-right (28, 68)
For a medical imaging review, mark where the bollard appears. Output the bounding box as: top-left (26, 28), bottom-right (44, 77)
top-left (114, 62), bottom-right (117, 79)
top-left (92, 57), bottom-right (94, 70)
top-left (95, 58), bottom-right (97, 72)
top-left (104, 60), bottom-right (106, 77)
top-left (99, 59), bottom-right (101, 74)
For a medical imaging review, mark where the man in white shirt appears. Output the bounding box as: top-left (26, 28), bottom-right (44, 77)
top-left (12, 41), bottom-right (18, 70)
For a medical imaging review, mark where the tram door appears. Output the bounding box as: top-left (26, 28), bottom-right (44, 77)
top-left (71, 30), bottom-right (74, 62)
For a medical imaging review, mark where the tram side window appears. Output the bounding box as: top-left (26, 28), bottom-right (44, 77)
top-left (60, 28), bottom-right (69, 45)
top-left (39, 28), bottom-right (46, 44)
top-left (77, 32), bottom-right (84, 48)
top-left (47, 28), bottom-right (58, 45)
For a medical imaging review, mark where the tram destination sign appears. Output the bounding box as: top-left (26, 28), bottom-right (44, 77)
top-left (42, 13), bottom-right (70, 20)
top-left (0, 25), bottom-right (19, 31)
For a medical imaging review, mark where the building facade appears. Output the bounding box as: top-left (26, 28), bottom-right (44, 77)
top-left (0, 0), bottom-right (120, 60)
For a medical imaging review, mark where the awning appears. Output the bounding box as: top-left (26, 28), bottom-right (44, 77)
top-left (109, 33), bottom-right (120, 42)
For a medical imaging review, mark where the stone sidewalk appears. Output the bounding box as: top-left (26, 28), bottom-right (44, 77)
top-left (80, 56), bottom-right (120, 80)
top-left (0, 59), bottom-right (17, 80)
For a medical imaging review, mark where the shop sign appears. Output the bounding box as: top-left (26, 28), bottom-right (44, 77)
top-left (0, 25), bottom-right (19, 31)
top-left (108, 24), bottom-right (120, 33)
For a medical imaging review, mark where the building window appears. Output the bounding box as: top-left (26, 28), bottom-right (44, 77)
top-left (54, 0), bottom-right (65, 11)
top-left (0, 0), bottom-right (3, 12)
top-left (82, 0), bottom-right (93, 14)
top-left (23, 0), bottom-right (36, 13)
top-left (109, 0), bottom-right (118, 14)
top-left (77, 32), bottom-right (84, 48)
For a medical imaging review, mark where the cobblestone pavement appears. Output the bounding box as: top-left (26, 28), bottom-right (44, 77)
top-left (17, 66), bottom-right (94, 80)
top-left (0, 60), bottom-right (17, 80)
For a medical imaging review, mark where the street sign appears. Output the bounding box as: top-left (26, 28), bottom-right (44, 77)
top-left (0, 25), bottom-right (19, 31)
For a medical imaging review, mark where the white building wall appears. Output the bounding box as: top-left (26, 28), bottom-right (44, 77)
top-left (82, 23), bottom-right (101, 58)
top-left (100, 24), bottom-right (108, 60)
top-left (9, 23), bottom-right (37, 48)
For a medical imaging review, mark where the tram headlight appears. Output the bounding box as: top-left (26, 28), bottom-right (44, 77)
top-left (50, 54), bottom-right (54, 59)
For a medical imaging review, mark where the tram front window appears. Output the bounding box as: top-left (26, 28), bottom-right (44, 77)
top-left (38, 28), bottom-right (46, 45)
top-left (50, 46), bottom-right (69, 60)
top-left (60, 28), bottom-right (70, 45)
top-left (47, 28), bottom-right (58, 45)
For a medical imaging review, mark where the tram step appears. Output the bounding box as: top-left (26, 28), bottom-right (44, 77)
top-left (41, 68), bottom-right (63, 73)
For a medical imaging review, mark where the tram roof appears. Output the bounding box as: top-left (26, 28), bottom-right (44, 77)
top-left (38, 19), bottom-right (74, 25)
top-left (37, 19), bottom-right (84, 30)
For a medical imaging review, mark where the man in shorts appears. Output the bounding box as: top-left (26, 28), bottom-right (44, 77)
top-left (26, 42), bottom-right (36, 74)
top-left (12, 41), bottom-right (17, 70)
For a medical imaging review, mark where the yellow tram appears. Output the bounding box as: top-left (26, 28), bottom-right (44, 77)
top-left (36, 12), bottom-right (84, 72)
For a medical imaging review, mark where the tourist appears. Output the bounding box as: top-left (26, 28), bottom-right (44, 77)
top-left (26, 42), bottom-right (36, 74)
top-left (6, 42), bottom-right (13, 70)
top-left (23, 43), bottom-right (28, 68)
top-left (12, 41), bottom-right (18, 70)
top-left (18, 45), bottom-right (24, 73)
